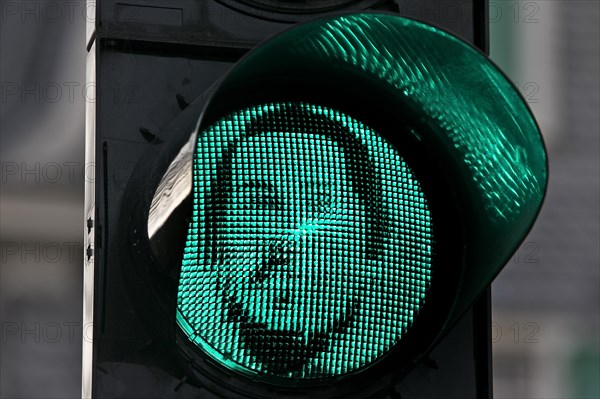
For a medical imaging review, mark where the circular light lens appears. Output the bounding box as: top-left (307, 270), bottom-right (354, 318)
top-left (177, 102), bottom-right (433, 381)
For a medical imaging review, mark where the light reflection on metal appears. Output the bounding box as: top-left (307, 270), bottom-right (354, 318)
top-left (148, 132), bottom-right (196, 239)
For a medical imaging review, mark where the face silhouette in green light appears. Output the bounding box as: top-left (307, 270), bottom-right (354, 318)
top-left (177, 103), bottom-right (434, 379)
top-left (210, 130), bottom-right (377, 374)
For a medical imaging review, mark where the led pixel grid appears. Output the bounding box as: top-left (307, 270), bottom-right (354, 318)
top-left (177, 102), bottom-right (434, 381)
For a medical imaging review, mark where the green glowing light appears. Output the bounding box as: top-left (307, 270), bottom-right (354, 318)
top-left (177, 102), bottom-right (433, 380)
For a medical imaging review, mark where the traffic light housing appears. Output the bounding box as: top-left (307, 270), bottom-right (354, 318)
top-left (84, 2), bottom-right (547, 398)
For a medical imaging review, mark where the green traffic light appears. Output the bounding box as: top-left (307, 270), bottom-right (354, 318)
top-left (177, 102), bottom-right (434, 380)
top-left (201, 12), bottom-right (547, 327)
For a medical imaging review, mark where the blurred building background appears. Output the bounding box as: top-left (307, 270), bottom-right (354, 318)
top-left (1, 0), bottom-right (86, 397)
top-left (489, 1), bottom-right (599, 398)
top-left (1, 1), bottom-right (598, 398)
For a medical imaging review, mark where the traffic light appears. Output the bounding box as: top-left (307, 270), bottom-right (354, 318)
top-left (84, 2), bottom-right (547, 398)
